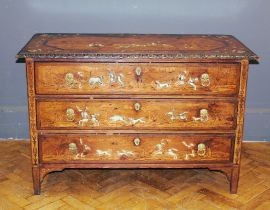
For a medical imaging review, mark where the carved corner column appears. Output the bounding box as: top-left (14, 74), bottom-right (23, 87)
top-left (26, 58), bottom-right (40, 195)
top-left (232, 59), bottom-right (249, 193)
top-left (208, 60), bottom-right (248, 194)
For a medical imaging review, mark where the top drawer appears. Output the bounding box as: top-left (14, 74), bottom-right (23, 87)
top-left (35, 62), bottom-right (240, 96)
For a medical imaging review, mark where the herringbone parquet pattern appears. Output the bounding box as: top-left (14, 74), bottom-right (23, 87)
top-left (0, 141), bottom-right (269, 210)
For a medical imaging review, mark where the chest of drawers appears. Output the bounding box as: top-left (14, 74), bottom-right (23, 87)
top-left (17, 34), bottom-right (258, 194)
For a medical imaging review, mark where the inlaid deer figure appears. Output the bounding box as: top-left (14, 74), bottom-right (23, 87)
top-left (155, 80), bottom-right (170, 89)
top-left (88, 76), bottom-right (103, 86)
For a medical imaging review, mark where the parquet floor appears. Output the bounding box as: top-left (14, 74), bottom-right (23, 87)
top-left (0, 141), bottom-right (269, 210)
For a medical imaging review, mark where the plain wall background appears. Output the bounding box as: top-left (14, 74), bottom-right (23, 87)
top-left (0, 0), bottom-right (269, 140)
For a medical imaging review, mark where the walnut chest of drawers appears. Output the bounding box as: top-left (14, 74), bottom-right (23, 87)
top-left (17, 34), bottom-right (258, 194)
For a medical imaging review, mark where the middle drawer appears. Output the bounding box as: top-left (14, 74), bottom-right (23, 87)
top-left (37, 99), bottom-right (236, 130)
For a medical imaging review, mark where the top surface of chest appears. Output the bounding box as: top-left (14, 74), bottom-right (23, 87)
top-left (17, 34), bottom-right (258, 61)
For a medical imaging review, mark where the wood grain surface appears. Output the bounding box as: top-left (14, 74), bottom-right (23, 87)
top-left (16, 34), bottom-right (259, 61)
top-left (35, 62), bottom-right (240, 96)
top-left (40, 134), bottom-right (233, 163)
top-left (37, 99), bottom-right (236, 130)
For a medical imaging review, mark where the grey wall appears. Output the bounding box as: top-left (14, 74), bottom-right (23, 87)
top-left (0, 0), bottom-right (269, 141)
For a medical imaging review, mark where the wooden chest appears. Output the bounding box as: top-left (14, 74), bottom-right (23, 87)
top-left (17, 34), bottom-right (258, 194)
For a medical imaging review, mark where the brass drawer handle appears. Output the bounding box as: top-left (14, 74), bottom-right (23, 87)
top-left (200, 73), bottom-right (210, 87)
top-left (134, 102), bottom-right (141, 111)
top-left (192, 109), bottom-right (208, 122)
top-left (133, 138), bottom-right (141, 146)
top-left (65, 73), bottom-right (75, 88)
top-left (197, 143), bottom-right (206, 157)
top-left (68, 143), bottom-right (77, 154)
top-left (66, 108), bottom-right (75, 121)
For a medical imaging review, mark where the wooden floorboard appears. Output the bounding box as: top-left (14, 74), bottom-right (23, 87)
top-left (0, 141), bottom-right (269, 210)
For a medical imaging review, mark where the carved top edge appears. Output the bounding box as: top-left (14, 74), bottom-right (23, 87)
top-left (16, 33), bottom-right (259, 62)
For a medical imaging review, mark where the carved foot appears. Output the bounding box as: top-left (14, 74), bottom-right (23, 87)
top-left (230, 165), bottom-right (240, 194)
top-left (32, 166), bottom-right (40, 195)
top-left (32, 166), bottom-right (65, 195)
top-left (208, 164), bottom-right (240, 194)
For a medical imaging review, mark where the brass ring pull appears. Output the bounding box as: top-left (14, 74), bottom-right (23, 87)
top-left (200, 109), bottom-right (208, 122)
top-left (200, 73), bottom-right (210, 87)
top-left (133, 138), bottom-right (141, 146)
top-left (68, 143), bottom-right (77, 154)
top-left (65, 73), bottom-right (75, 88)
top-left (192, 109), bottom-right (208, 122)
top-left (197, 143), bottom-right (206, 157)
top-left (66, 108), bottom-right (75, 121)
top-left (134, 102), bottom-right (141, 111)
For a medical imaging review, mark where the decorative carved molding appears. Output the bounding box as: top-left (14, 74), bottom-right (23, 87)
top-left (18, 52), bottom-right (257, 60)
top-left (17, 34), bottom-right (258, 61)
top-left (26, 59), bottom-right (38, 165)
top-left (234, 60), bottom-right (249, 164)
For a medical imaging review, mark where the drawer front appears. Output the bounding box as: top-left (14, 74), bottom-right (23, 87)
top-left (35, 62), bottom-right (240, 96)
top-left (37, 99), bottom-right (236, 130)
top-left (40, 134), bottom-right (233, 163)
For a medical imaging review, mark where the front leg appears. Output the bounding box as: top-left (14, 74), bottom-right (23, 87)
top-left (230, 164), bottom-right (240, 194)
top-left (208, 165), bottom-right (240, 194)
top-left (32, 166), bottom-right (41, 195)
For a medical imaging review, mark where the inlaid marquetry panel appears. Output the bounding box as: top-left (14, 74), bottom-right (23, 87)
top-left (17, 34), bottom-right (259, 61)
top-left (36, 99), bottom-right (236, 130)
top-left (40, 134), bottom-right (233, 163)
top-left (35, 62), bottom-right (240, 96)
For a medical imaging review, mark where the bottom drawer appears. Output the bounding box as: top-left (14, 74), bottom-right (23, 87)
top-left (40, 134), bottom-right (233, 163)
